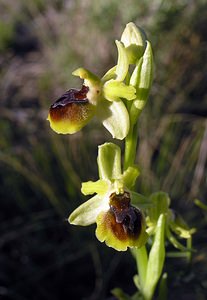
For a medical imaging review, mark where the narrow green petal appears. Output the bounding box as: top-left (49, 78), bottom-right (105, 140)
top-left (68, 194), bottom-right (104, 226)
top-left (72, 67), bottom-right (100, 84)
top-left (102, 66), bottom-right (117, 82)
top-left (115, 40), bottom-right (129, 81)
top-left (103, 79), bottom-right (136, 101)
top-left (98, 100), bottom-right (130, 140)
top-left (122, 165), bottom-right (140, 189)
top-left (81, 179), bottom-right (109, 196)
top-left (97, 142), bottom-right (122, 180)
top-left (134, 41), bottom-right (154, 109)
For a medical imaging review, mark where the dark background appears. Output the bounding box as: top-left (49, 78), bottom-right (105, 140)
top-left (0, 1), bottom-right (207, 299)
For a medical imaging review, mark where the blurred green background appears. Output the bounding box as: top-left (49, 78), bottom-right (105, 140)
top-left (0, 0), bottom-right (207, 299)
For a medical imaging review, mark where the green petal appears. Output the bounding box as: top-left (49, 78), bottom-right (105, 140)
top-left (72, 67), bottom-right (100, 84)
top-left (68, 194), bottom-right (104, 226)
top-left (97, 142), bottom-right (122, 180)
top-left (102, 66), bottom-right (117, 82)
top-left (115, 40), bottom-right (129, 81)
top-left (134, 41), bottom-right (154, 109)
top-left (81, 179), bottom-right (110, 196)
top-left (122, 165), bottom-right (140, 189)
top-left (103, 79), bottom-right (136, 101)
top-left (98, 100), bottom-right (130, 140)
top-left (121, 22), bottom-right (146, 64)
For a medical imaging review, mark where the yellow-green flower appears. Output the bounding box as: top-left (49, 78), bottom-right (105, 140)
top-left (47, 49), bottom-right (136, 140)
top-left (69, 142), bottom-right (148, 251)
top-left (47, 23), bottom-right (153, 140)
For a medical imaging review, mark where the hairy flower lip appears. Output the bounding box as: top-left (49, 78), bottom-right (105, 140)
top-left (50, 85), bottom-right (89, 109)
top-left (109, 191), bottom-right (142, 238)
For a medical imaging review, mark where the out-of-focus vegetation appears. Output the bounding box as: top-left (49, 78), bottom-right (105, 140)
top-left (0, 1), bottom-right (206, 299)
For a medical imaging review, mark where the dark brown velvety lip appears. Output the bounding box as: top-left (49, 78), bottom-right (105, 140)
top-left (108, 192), bottom-right (142, 240)
top-left (51, 85), bottom-right (89, 108)
top-left (49, 85), bottom-right (91, 122)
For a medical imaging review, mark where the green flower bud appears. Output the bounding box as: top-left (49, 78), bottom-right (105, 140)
top-left (121, 22), bottom-right (146, 64)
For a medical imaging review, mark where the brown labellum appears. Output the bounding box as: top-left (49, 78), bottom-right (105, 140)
top-left (107, 191), bottom-right (142, 241)
top-left (49, 85), bottom-right (90, 122)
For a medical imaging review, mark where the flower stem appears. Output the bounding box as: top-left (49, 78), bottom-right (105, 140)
top-left (124, 120), bottom-right (149, 299)
top-left (124, 123), bottom-right (138, 170)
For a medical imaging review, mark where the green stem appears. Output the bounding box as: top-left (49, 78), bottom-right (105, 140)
top-left (124, 119), bottom-right (149, 299)
top-left (124, 123), bottom-right (138, 170)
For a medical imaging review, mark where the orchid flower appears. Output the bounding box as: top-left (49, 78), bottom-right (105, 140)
top-left (47, 23), bottom-right (153, 140)
top-left (69, 142), bottom-right (148, 251)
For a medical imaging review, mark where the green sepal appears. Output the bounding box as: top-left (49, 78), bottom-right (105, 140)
top-left (98, 99), bottom-right (130, 140)
top-left (68, 194), bottom-right (104, 226)
top-left (115, 40), bottom-right (129, 81)
top-left (103, 79), bottom-right (136, 101)
top-left (166, 227), bottom-right (191, 251)
top-left (81, 179), bottom-right (109, 196)
top-left (131, 192), bottom-right (153, 210)
top-left (122, 165), bottom-right (140, 189)
top-left (143, 214), bottom-right (166, 300)
top-left (147, 192), bottom-right (170, 224)
top-left (121, 22), bottom-right (146, 64)
top-left (97, 142), bottom-right (122, 180)
top-left (134, 41), bottom-right (154, 109)
top-left (130, 57), bottom-right (143, 87)
top-left (168, 210), bottom-right (196, 239)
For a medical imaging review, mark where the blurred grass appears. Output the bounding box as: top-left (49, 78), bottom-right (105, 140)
top-left (0, 0), bottom-right (207, 299)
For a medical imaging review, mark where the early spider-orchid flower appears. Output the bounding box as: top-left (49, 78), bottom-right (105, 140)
top-left (69, 142), bottom-right (148, 251)
top-left (47, 22), bottom-right (153, 140)
top-left (47, 45), bottom-right (136, 140)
